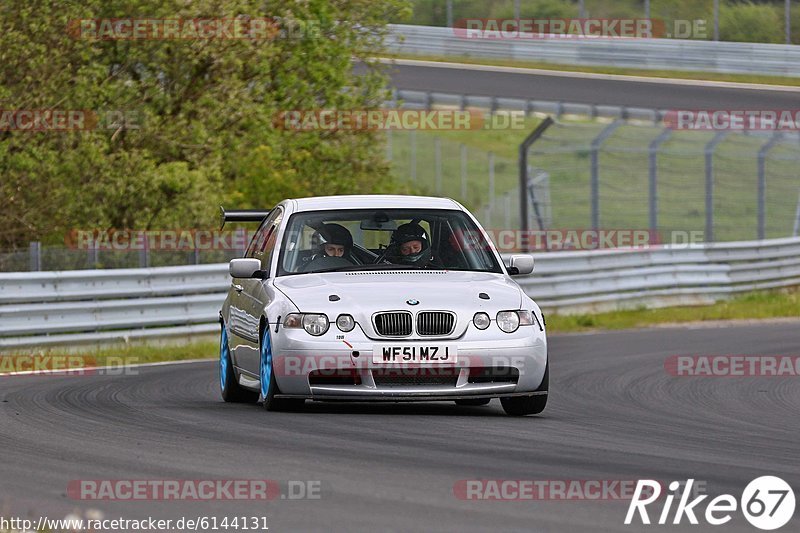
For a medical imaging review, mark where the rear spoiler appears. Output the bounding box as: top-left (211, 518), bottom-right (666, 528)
top-left (219, 207), bottom-right (272, 229)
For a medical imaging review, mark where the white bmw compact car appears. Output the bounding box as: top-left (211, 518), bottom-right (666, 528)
top-left (219, 195), bottom-right (548, 416)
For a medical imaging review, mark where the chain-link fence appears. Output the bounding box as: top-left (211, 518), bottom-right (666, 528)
top-left (4, 101), bottom-right (799, 270)
top-left (528, 120), bottom-right (800, 242)
top-left (386, 109), bottom-right (800, 245)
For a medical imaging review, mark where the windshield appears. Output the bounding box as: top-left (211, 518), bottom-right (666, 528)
top-left (277, 208), bottom-right (502, 275)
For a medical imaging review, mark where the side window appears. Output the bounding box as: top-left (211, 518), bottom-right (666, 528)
top-left (245, 208), bottom-right (282, 257)
top-left (252, 209), bottom-right (284, 274)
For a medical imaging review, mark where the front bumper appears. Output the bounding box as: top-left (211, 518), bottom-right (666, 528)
top-left (271, 324), bottom-right (547, 401)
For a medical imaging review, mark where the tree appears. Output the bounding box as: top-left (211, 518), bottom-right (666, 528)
top-left (0, 0), bottom-right (410, 248)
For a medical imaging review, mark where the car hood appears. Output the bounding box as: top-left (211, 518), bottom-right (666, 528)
top-left (273, 270), bottom-right (523, 337)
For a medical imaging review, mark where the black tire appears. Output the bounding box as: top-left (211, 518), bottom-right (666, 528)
top-left (259, 325), bottom-right (305, 412)
top-left (220, 323), bottom-right (259, 403)
top-left (455, 398), bottom-right (491, 406)
top-left (500, 394), bottom-right (547, 416)
top-left (500, 362), bottom-right (548, 416)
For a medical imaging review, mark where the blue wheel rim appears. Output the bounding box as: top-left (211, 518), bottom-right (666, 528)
top-left (219, 324), bottom-right (229, 392)
top-left (260, 328), bottom-right (273, 398)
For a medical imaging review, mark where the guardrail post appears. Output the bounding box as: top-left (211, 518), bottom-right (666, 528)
top-left (794, 190), bottom-right (800, 237)
top-left (446, 0), bottom-right (453, 27)
top-left (425, 91), bottom-right (433, 111)
top-left (704, 132), bottom-right (728, 243)
top-left (713, 0), bottom-right (720, 41)
top-left (787, 0), bottom-right (792, 45)
top-left (236, 228), bottom-right (247, 258)
top-left (29, 241), bottom-right (41, 272)
top-left (460, 143), bottom-right (467, 199)
top-left (757, 132), bottom-right (783, 240)
top-left (488, 151), bottom-right (495, 213)
top-left (590, 120), bottom-right (624, 231)
top-left (139, 235), bottom-right (150, 268)
top-left (410, 129), bottom-right (417, 181)
top-left (88, 244), bottom-right (98, 269)
top-left (505, 192), bottom-right (512, 229)
top-left (519, 117), bottom-right (555, 248)
top-left (649, 128), bottom-right (672, 233)
top-left (434, 137), bottom-right (442, 194)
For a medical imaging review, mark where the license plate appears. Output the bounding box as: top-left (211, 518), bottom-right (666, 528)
top-left (372, 345), bottom-right (457, 364)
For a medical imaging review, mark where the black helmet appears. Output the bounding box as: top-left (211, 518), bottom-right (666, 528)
top-left (318, 223), bottom-right (353, 256)
top-left (391, 223), bottom-right (432, 266)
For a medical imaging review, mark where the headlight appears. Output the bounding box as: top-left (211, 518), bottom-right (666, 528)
top-left (284, 313), bottom-right (329, 336)
top-left (302, 313), bottom-right (329, 336)
top-left (336, 314), bottom-right (355, 332)
top-left (496, 311), bottom-right (520, 333)
top-left (473, 312), bottom-right (490, 330)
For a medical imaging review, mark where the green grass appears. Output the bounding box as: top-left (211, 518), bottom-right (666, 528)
top-left (550, 288), bottom-right (800, 333)
top-left (383, 53), bottom-right (800, 87)
top-left (0, 338), bottom-right (218, 373)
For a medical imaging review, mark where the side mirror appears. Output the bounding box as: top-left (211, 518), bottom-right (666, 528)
top-left (507, 255), bottom-right (534, 276)
top-left (229, 258), bottom-right (263, 278)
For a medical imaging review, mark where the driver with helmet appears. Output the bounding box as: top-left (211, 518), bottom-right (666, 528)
top-left (302, 223), bottom-right (355, 271)
top-left (388, 222), bottom-right (441, 268)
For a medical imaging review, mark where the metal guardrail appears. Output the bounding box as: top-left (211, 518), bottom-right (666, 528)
top-left (2, 238), bottom-right (799, 348)
top-left (386, 24), bottom-right (800, 77)
top-left (388, 88), bottom-right (666, 122)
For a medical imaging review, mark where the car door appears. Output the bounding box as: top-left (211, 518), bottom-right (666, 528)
top-left (227, 229), bottom-right (261, 364)
top-left (234, 207), bottom-right (284, 376)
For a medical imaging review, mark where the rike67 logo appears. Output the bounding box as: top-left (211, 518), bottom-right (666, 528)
top-left (625, 477), bottom-right (795, 530)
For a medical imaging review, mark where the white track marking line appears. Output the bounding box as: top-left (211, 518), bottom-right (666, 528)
top-left (377, 57), bottom-right (800, 93)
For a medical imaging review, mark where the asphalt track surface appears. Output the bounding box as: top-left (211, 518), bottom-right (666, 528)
top-left (378, 61), bottom-right (800, 110)
top-left (1, 322), bottom-right (798, 532)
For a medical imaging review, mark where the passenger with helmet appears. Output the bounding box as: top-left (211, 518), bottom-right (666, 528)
top-left (388, 222), bottom-right (441, 268)
top-left (301, 223), bottom-right (355, 272)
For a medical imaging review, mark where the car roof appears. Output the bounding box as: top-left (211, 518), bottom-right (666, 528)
top-left (289, 195), bottom-right (462, 212)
